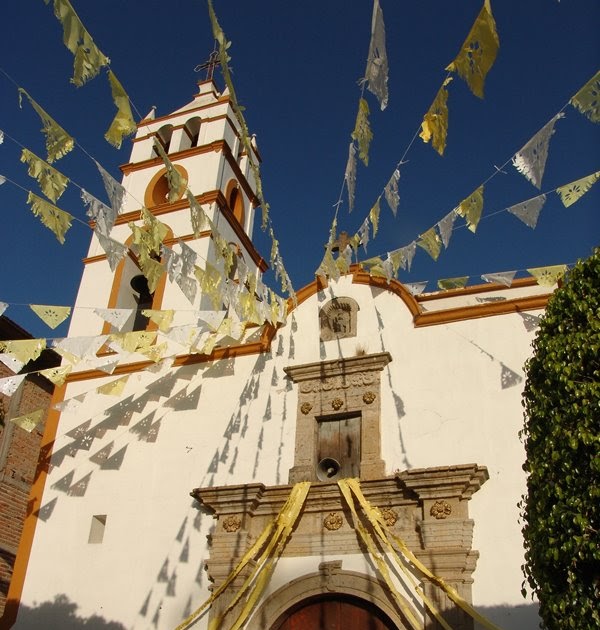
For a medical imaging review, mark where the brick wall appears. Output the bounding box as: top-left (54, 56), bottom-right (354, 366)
top-left (0, 317), bottom-right (59, 618)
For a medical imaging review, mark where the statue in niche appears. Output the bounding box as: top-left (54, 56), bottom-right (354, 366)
top-left (319, 297), bottom-right (359, 341)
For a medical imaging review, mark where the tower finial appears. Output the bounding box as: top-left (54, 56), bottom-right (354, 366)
top-left (194, 48), bottom-right (221, 81)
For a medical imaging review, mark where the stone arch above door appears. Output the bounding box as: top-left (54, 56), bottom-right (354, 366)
top-left (249, 563), bottom-right (413, 630)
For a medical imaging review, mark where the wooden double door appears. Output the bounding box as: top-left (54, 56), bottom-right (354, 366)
top-left (274, 594), bottom-right (397, 630)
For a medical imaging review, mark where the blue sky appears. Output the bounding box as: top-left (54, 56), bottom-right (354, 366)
top-left (0, 0), bottom-right (598, 339)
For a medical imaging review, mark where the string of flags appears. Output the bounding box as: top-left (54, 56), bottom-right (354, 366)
top-left (318, 61), bottom-right (599, 283)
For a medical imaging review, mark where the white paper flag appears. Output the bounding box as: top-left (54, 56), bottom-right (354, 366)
top-left (405, 281), bottom-right (428, 296)
top-left (512, 114), bottom-right (564, 189)
top-left (384, 169), bottom-right (400, 216)
top-left (82, 189), bottom-right (117, 236)
top-left (437, 209), bottom-right (457, 248)
top-left (481, 270), bottom-right (517, 287)
top-left (0, 302), bottom-right (7, 316)
top-left (94, 308), bottom-right (134, 331)
top-left (364, 0), bottom-right (389, 111)
top-left (95, 230), bottom-right (128, 272)
top-left (0, 374), bottom-right (26, 396)
top-left (507, 194), bottom-right (546, 229)
top-left (94, 160), bottom-right (125, 214)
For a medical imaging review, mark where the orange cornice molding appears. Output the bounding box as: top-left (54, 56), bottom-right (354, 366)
top-left (63, 324), bottom-right (277, 383)
top-left (2, 384), bottom-right (67, 629)
top-left (133, 113), bottom-right (239, 145)
top-left (120, 141), bottom-right (228, 174)
top-left (135, 96), bottom-right (232, 128)
top-left (286, 267), bottom-right (549, 326)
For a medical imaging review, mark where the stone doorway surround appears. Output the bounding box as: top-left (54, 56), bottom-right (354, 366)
top-left (191, 464), bottom-right (488, 630)
top-left (284, 352), bottom-right (392, 483)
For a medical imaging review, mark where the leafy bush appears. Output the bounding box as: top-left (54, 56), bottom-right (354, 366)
top-left (521, 248), bottom-right (600, 629)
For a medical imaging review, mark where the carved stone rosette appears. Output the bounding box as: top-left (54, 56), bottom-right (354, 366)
top-left (323, 512), bottom-right (344, 531)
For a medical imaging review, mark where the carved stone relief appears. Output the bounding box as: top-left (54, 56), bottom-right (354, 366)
top-left (319, 297), bottom-right (359, 341)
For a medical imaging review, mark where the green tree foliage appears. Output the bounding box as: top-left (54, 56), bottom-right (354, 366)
top-left (521, 248), bottom-right (600, 629)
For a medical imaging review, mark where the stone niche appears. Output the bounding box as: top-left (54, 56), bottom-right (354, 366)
top-left (284, 352), bottom-right (391, 483)
top-left (191, 464), bottom-right (489, 630)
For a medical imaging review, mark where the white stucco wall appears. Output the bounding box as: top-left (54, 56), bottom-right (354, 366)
top-left (15, 274), bottom-right (547, 629)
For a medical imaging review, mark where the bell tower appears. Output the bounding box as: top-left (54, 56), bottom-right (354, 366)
top-left (69, 76), bottom-right (267, 338)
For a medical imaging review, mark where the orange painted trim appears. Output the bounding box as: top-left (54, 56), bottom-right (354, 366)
top-left (415, 276), bottom-right (539, 302)
top-left (1, 384), bottom-right (67, 629)
top-left (63, 324), bottom-right (277, 382)
top-left (82, 232), bottom-right (212, 265)
top-left (413, 294), bottom-right (550, 326)
top-left (288, 275), bottom-right (328, 313)
top-left (286, 267), bottom-right (549, 327)
top-left (133, 114), bottom-right (236, 145)
top-left (136, 96), bottom-right (230, 128)
top-left (120, 141), bottom-right (228, 174)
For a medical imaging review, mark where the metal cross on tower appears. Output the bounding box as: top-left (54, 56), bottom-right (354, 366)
top-left (194, 49), bottom-right (221, 81)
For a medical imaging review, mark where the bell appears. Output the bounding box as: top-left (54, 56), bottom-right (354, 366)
top-left (316, 457), bottom-right (341, 481)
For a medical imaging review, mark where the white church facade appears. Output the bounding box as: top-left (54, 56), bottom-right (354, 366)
top-left (5, 79), bottom-right (551, 630)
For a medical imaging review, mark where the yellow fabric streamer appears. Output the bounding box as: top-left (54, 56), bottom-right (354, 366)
top-left (437, 276), bottom-right (468, 290)
top-left (10, 409), bottom-right (44, 433)
top-left (570, 70), bottom-right (600, 124)
top-left (417, 227), bottom-right (442, 261)
top-left (174, 482), bottom-right (311, 630)
top-left (141, 309), bottom-right (174, 332)
top-left (97, 375), bottom-right (129, 396)
top-left (446, 0), bottom-right (499, 99)
top-left (105, 70), bottom-right (137, 149)
top-left (527, 265), bottom-right (568, 287)
top-left (18, 88), bottom-right (74, 163)
top-left (0, 338), bottom-right (46, 365)
top-left (352, 98), bottom-right (373, 166)
top-left (369, 197), bottom-right (381, 237)
top-left (39, 365), bottom-right (72, 385)
top-left (556, 170), bottom-right (600, 207)
top-left (153, 141), bottom-right (188, 203)
top-left (341, 478), bottom-right (503, 630)
top-left (20, 149), bottom-right (69, 203)
top-left (337, 480), bottom-right (423, 630)
top-left (26, 191), bottom-right (73, 244)
top-left (30, 304), bottom-right (72, 329)
top-left (139, 257), bottom-right (165, 295)
top-left (420, 77), bottom-right (453, 155)
top-left (456, 185), bottom-right (484, 232)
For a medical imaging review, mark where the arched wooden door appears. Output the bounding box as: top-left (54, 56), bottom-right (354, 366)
top-left (273, 594), bottom-right (398, 630)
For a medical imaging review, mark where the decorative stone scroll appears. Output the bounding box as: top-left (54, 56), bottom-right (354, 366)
top-left (319, 297), bottom-right (359, 341)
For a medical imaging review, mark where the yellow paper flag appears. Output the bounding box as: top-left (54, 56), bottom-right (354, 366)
top-left (420, 77), bottom-right (452, 155)
top-left (570, 70), bottom-right (600, 124)
top-left (446, 0), bottom-right (499, 99)
top-left (141, 309), bottom-right (174, 332)
top-left (528, 265), bottom-right (568, 287)
top-left (30, 304), bottom-right (72, 329)
top-left (438, 276), bottom-right (469, 290)
top-left (105, 70), bottom-right (137, 149)
top-left (417, 227), bottom-right (442, 261)
top-left (456, 185), bottom-right (484, 232)
top-left (153, 141), bottom-right (188, 203)
top-left (556, 171), bottom-right (600, 207)
top-left (20, 149), bottom-right (69, 202)
top-left (39, 365), bottom-right (72, 385)
top-left (18, 88), bottom-right (74, 163)
top-left (10, 409), bottom-right (44, 433)
top-left (26, 192), bottom-right (73, 244)
top-left (352, 98), bottom-right (373, 166)
top-left (110, 331), bottom-right (157, 353)
top-left (369, 197), bottom-right (381, 238)
top-left (0, 338), bottom-right (46, 365)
